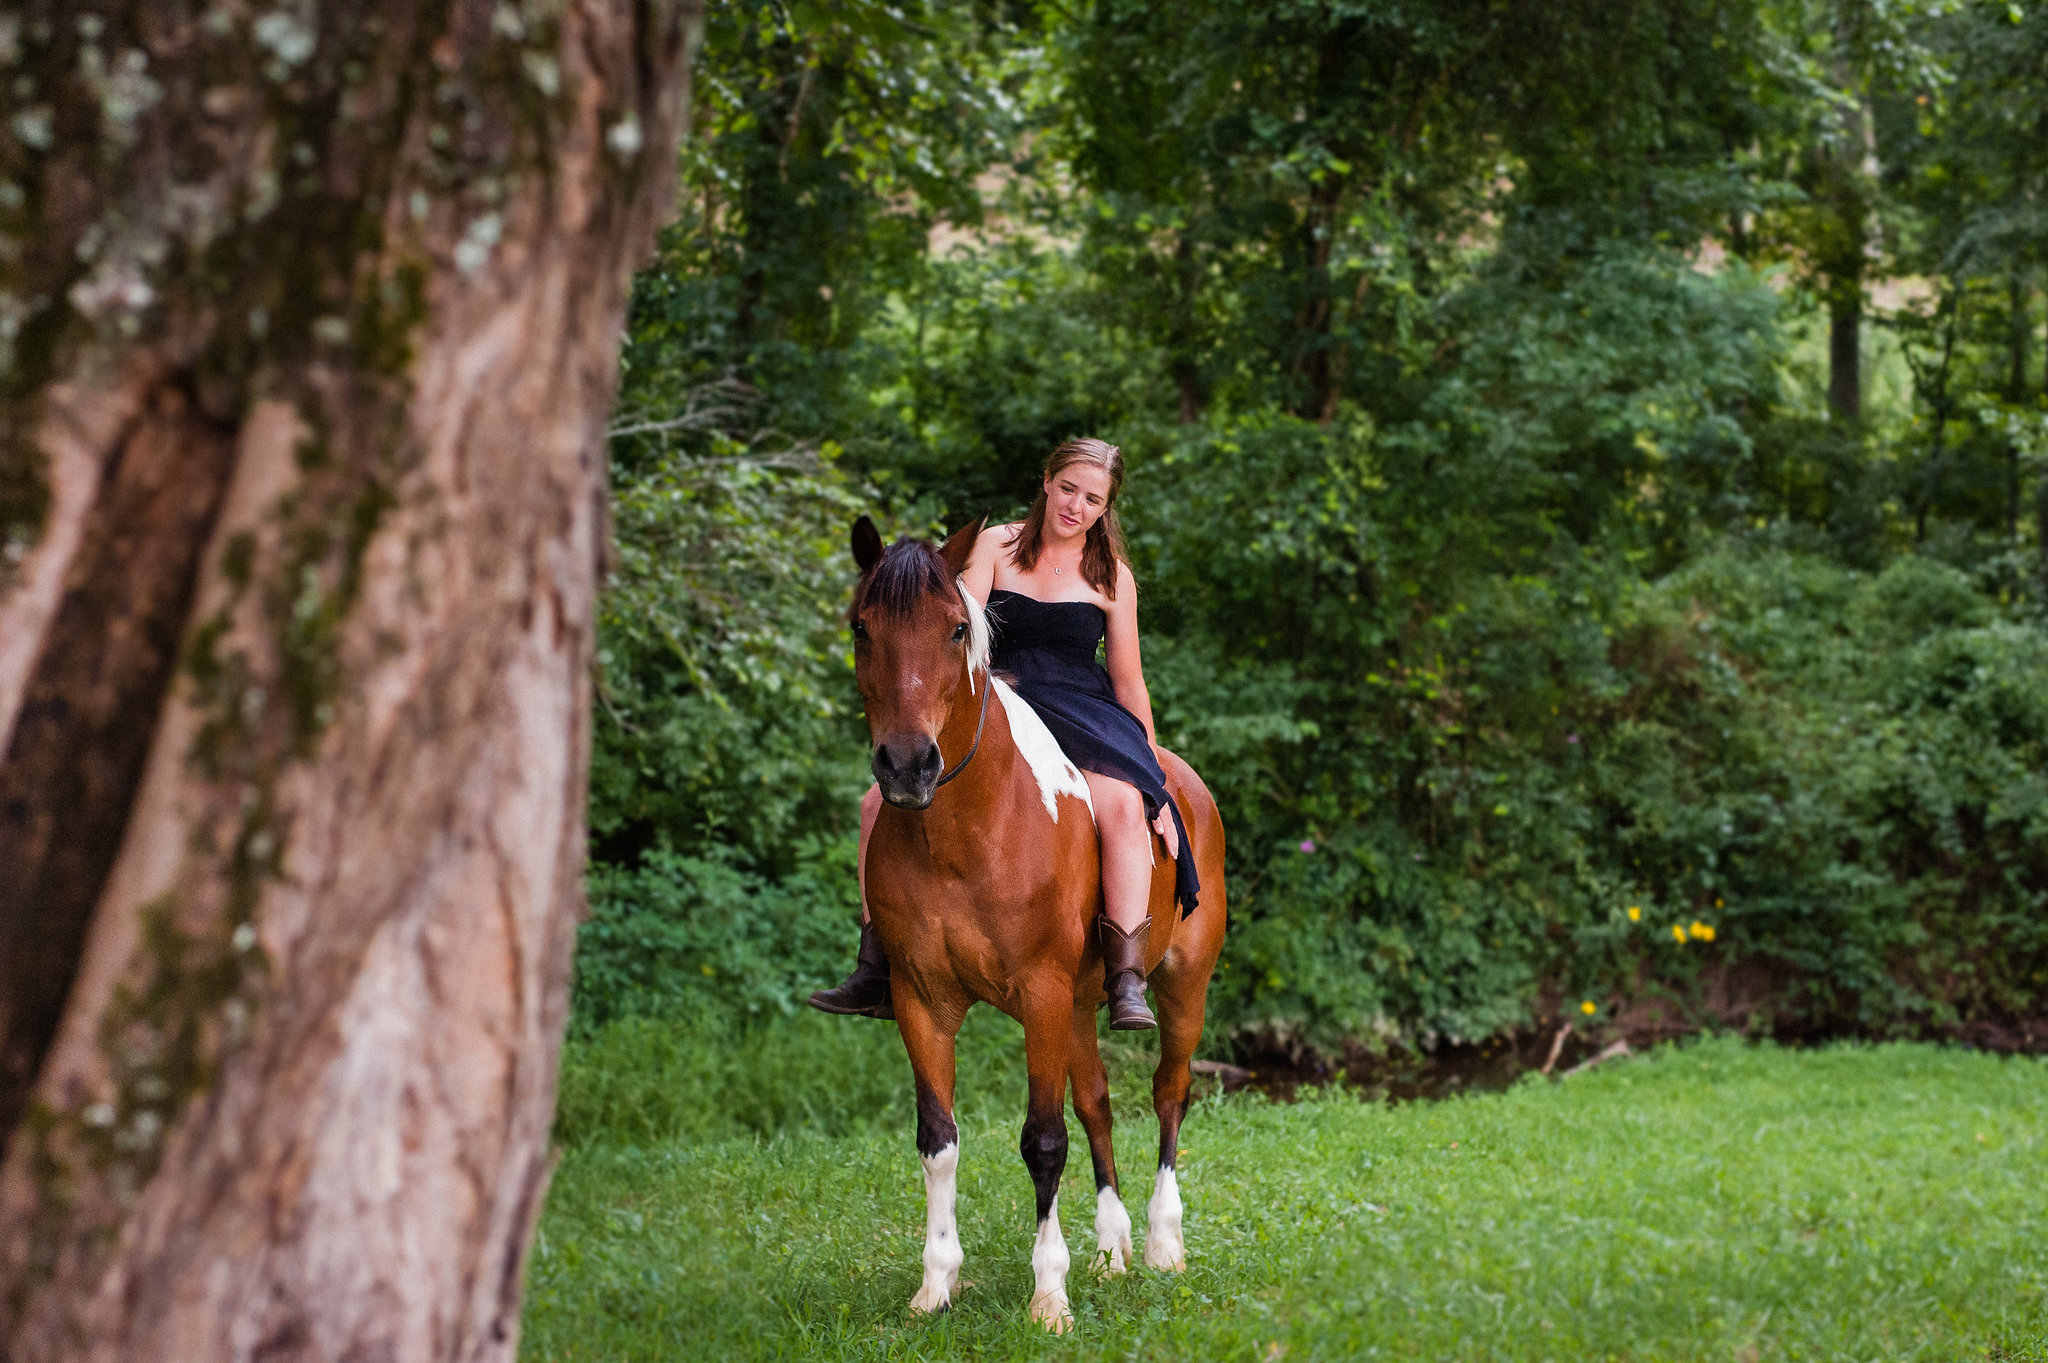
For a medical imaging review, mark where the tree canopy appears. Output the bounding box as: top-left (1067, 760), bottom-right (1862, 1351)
top-left (580, 0), bottom-right (2048, 1052)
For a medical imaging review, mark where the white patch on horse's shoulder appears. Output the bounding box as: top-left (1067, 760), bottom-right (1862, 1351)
top-left (993, 678), bottom-right (1093, 824)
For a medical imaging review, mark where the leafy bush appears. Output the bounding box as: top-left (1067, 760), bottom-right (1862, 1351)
top-left (589, 445), bottom-right (870, 874)
top-left (574, 438), bottom-right (877, 1036)
top-left (1152, 530), bottom-right (2048, 1050)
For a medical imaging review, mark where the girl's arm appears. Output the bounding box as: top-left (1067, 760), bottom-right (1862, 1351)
top-left (1103, 560), bottom-right (1156, 745)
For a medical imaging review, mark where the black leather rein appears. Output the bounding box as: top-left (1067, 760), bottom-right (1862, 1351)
top-left (932, 668), bottom-right (993, 790)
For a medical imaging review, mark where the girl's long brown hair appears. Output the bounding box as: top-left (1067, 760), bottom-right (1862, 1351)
top-left (1009, 437), bottom-right (1129, 599)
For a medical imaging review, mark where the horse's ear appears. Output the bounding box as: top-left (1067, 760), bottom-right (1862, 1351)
top-left (851, 515), bottom-right (883, 574)
top-left (938, 511), bottom-right (988, 579)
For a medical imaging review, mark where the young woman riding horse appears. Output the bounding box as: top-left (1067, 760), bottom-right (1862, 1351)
top-left (812, 439), bottom-right (1227, 1331)
top-left (812, 438), bottom-right (1198, 1029)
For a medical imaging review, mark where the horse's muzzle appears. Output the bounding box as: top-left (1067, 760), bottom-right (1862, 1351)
top-left (873, 736), bottom-right (943, 809)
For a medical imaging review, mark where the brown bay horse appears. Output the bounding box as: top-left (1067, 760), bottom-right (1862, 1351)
top-left (849, 514), bottom-right (1227, 1333)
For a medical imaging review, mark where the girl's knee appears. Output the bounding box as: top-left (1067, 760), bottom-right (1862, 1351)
top-left (1093, 780), bottom-right (1143, 831)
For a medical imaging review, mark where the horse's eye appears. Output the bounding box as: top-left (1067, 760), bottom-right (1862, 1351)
top-left (952, 623), bottom-right (968, 643)
top-left (852, 619), bottom-right (869, 641)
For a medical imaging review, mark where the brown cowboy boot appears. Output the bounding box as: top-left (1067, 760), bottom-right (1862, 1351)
top-left (808, 920), bottom-right (894, 1019)
top-left (1099, 916), bottom-right (1157, 1031)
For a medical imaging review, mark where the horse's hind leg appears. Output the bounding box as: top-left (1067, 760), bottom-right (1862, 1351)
top-left (1143, 968), bottom-right (1208, 1272)
top-left (1069, 1006), bottom-right (1131, 1274)
top-left (1019, 989), bottom-right (1076, 1333)
top-left (895, 1000), bottom-right (963, 1315)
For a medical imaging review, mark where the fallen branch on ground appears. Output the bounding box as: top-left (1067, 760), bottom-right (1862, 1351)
top-left (1541, 1023), bottom-right (1574, 1076)
top-left (1562, 1040), bottom-right (1631, 1077)
top-left (1191, 1059), bottom-right (1254, 1084)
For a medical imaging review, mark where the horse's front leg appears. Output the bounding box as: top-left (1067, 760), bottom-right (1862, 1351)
top-left (1020, 988), bottom-right (1076, 1333)
top-left (1069, 1002), bottom-right (1130, 1273)
top-left (1143, 963), bottom-right (1207, 1272)
top-left (896, 998), bottom-right (963, 1315)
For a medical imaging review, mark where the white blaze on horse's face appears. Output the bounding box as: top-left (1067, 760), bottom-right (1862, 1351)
top-left (910, 1141), bottom-right (963, 1314)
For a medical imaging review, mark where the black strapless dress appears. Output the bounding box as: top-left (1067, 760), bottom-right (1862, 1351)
top-left (986, 589), bottom-right (1200, 918)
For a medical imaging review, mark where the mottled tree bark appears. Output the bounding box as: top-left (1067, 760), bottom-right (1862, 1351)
top-left (0, 1), bottom-right (696, 1358)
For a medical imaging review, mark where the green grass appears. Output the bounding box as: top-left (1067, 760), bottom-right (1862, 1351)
top-left (523, 1016), bottom-right (2048, 1362)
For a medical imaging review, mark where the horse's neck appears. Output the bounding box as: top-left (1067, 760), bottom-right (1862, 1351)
top-left (916, 677), bottom-right (1031, 861)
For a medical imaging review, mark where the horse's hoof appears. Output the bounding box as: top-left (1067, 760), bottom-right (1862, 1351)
top-left (1142, 1237), bottom-right (1186, 1272)
top-left (1029, 1290), bottom-right (1074, 1333)
top-left (909, 1268), bottom-right (957, 1316)
top-left (1095, 1245), bottom-right (1128, 1275)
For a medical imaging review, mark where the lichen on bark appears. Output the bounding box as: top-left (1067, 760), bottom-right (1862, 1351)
top-left (1, 0), bottom-right (698, 1354)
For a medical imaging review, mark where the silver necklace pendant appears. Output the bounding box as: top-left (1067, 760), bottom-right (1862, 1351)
top-left (1054, 566), bottom-right (1063, 574)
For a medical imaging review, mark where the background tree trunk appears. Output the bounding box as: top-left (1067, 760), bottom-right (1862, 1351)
top-left (1816, 81), bottom-right (1878, 427)
top-left (0, 0), bottom-right (697, 1357)
top-left (1828, 286), bottom-right (1863, 425)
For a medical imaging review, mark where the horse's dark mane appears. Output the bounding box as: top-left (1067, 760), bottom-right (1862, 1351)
top-left (853, 537), bottom-right (951, 618)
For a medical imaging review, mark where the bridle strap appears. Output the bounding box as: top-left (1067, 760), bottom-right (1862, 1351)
top-left (932, 668), bottom-right (992, 789)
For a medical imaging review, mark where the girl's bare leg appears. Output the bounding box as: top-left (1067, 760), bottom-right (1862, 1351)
top-left (1083, 772), bottom-right (1157, 1030)
top-left (858, 783), bottom-right (881, 925)
top-left (809, 784), bottom-right (891, 1016)
top-left (1084, 773), bottom-right (1152, 933)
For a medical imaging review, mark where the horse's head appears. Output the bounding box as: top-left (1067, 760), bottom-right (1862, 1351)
top-left (849, 514), bottom-right (990, 809)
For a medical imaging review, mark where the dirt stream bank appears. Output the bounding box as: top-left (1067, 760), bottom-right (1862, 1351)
top-left (1197, 1013), bottom-right (2048, 1103)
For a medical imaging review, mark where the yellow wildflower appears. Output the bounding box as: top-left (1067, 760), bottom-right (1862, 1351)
top-left (1714, 897), bottom-right (1725, 908)
top-left (1688, 920), bottom-right (1715, 941)
top-left (1627, 905), bottom-right (1641, 922)
top-left (1671, 924), bottom-right (1687, 945)
top-left (1698, 923), bottom-right (1716, 942)
top-left (1579, 1000), bottom-right (1597, 1016)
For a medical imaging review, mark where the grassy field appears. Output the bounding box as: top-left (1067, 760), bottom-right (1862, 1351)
top-left (522, 1014), bottom-right (2048, 1362)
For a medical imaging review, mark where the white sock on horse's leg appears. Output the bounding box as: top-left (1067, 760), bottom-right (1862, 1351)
top-left (1143, 1165), bottom-right (1186, 1271)
top-left (1028, 1200), bottom-right (1072, 1332)
top-left (1094, 1183), bottom-right (1132, 1274)
top-left (910, 1141), bottom-right (962, 1313)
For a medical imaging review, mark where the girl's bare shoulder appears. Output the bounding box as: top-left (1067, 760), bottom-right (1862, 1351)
top-left (967, 521), bottom-right (1024, 573)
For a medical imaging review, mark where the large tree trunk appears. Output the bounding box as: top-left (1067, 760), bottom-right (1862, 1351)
top-left (0, 1), bottom-right (696, 1357)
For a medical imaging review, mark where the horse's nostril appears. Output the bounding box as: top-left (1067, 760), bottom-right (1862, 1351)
top-left (873, 738), bottom-right (940, 795)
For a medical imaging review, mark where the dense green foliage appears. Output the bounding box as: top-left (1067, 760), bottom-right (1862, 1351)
top-left (524, 1037), bottom-right (2048, 1360)
top-left (576, 0), bottom-right (2048, 1053)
